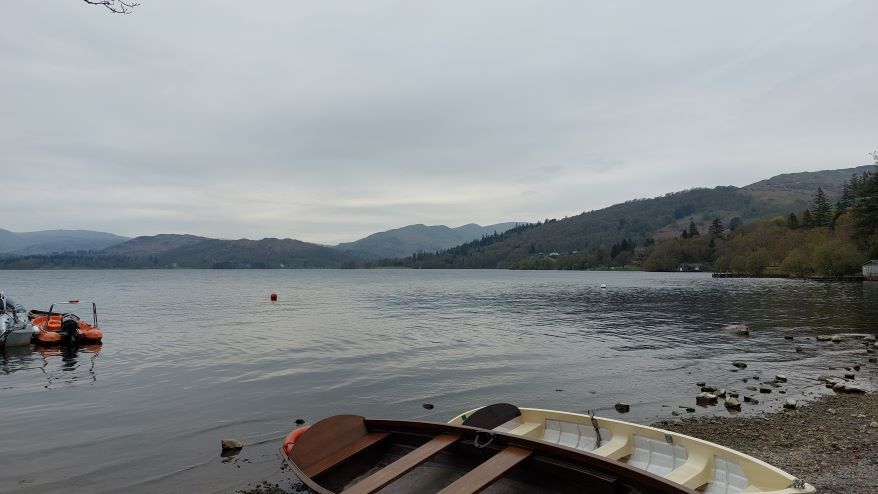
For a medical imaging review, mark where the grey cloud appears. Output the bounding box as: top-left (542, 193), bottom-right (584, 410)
top-left (1, 0), bottom-right (876, 243)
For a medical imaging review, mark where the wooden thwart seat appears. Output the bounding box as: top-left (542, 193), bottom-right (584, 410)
top-left (437, 446), bottom-right (532, 494)
top-left (304, 432), bottom-right (390, 478)
top-left (342, 434), bottom-right (461, 494)
top-left (289, 415), bottom-right (392, 479)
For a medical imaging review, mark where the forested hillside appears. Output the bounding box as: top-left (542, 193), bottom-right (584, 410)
top-left (394, 164), bottom-right (876, 270)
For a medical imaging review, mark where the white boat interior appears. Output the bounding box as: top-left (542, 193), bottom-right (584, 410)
top-left (450, 406), bottom-right (814, 494)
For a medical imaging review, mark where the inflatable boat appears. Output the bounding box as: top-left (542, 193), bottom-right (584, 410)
top-left (30, 301), bottom-right (103, 346)
top-left (0, 292), bottom-right (34, 348)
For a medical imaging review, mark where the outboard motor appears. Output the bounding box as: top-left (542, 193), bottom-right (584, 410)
top-left (60, 313), bottom-right (81, 346)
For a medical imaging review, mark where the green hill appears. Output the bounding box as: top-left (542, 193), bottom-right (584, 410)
top-left (403, 165), bottom-right (876, 269)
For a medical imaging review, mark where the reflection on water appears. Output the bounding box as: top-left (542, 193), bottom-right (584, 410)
top-left (0, 270), bottom-right (875, 494)
top-left (1, 344), bottom-right (101, 389)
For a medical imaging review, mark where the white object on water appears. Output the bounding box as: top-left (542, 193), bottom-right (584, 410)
top-left (600, 284), bottom-right (607, 289)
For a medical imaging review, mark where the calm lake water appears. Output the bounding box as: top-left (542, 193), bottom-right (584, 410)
top-left (1, 270), bottom-right (876, 493)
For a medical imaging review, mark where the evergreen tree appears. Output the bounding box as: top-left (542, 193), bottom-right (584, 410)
top-left (688, 220), bottom-right (700, 237)
top-left (812, 188), bottom-right (832, 228)
top-left (708, 217), bottom-right (725, 238)
top-left (681, 229), bottom-right (689, 239)
top-left (729, 217), bottom-right (743, 231)
top-left (801, 209), bottom-right (814, 229)
top-left (787, 213), bottom-right (799, 229)
top-left (851, 161), bottom-right (878, 244)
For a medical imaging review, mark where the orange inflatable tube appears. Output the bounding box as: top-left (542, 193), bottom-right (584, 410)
top-left (282, 426), bottom-right (311, 456)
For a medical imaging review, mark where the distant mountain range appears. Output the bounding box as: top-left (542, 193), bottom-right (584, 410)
top-left (335, 222), bottom-right (521, 259)
top-left (0, 223), bottom-right (522, 269)
top-left (1, 165), bottom-right (873, 269)
top-left (0, 229), bottom-right (129, 255)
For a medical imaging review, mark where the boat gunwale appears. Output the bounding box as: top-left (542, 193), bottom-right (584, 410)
top-left (282, 416), bottom-right (699, 494)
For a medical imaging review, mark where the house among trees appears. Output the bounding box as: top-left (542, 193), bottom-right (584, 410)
top-left (864, 260), bottom-right (878, 281)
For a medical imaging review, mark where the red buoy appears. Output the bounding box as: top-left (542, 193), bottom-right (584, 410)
top-left (270, 292), bottom-right (277, 302)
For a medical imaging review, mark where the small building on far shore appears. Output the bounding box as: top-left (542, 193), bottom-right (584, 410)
top-left (864, 260), bottom-right (878, 281)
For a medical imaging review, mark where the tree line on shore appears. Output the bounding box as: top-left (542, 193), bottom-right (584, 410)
top-left (643, 165), bottom-right (878, 276)
top-left (457, 159), bottom-right (878, 276)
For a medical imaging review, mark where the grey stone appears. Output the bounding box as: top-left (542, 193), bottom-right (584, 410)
top-left (732, 361), bottom-right (747, 369)
top-left (831, 335), bottom-right (844, 343)
top-left (614, 403), bottom-right (630, 413)
top-left (816, 335), bottom-right (832, 341)
top-left (844, 373), bottom-right (855, 379)
top-left (724, 324), bottom-right (750, 336)
top-left (833, 382), bottom-right (866, 394)
top-left (221, 439), bottom-right (243, 452)
top-left (696, 392), bottom-right (718, 406)
top-left (795, 346), bottom-right (804, 353)
top-left (783, 399), bottom-right (797, 409)
top-left (759, 387), bottom-right (772, 394)
top-left (775, 375), bottom-right (787, 382)
top-left (724, 397), bottom-right (741, 410)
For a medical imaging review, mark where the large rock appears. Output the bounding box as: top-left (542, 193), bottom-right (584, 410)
top-left (833, 382), bottom-right (866, 394)
top-left (724, 397), bottom-right (741, 410)
top-left (221, 438), bottom-right (243, 453)
top-left (775, 375), bottom-right (787, 382)
top-left (614, 403), bottom-right (630, 413)
top-left (723, 324), bottom-right (750, 336)
top-left (783, 399), bottom-right (797, 409)
top-left (831, 335), bottom-right (844, 343)
top-left (696, 392), bottom-right (718, 406)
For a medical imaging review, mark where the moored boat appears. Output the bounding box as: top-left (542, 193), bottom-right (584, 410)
top-left (281, 413), bottom-right (696, 493)
top-left (450, 404), bottom-right (814, 494)
top-left (0, 292), bottom-right (35, 348)
top-left (30, 300), bottom-right (103, 346)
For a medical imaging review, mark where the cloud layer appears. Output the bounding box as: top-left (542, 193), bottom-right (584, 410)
top-left (1, 0), bottom-right (876, 243)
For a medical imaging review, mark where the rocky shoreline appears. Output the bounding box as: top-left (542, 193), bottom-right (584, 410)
top-left (655, 392), bottom-right (878, 494)
top-left (236, 330), bottom-right (878, 494)
top-left (238, 392), bottom-right (878, 494)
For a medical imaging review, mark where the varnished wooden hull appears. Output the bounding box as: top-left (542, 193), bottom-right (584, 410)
top-left (282, 414), bottom-right (697, 494)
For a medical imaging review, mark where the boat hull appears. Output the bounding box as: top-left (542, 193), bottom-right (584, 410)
top-left (282, 414), bottom-right (696, 494)
top-left (31, 315), bottom-right (102, 346)
top-left (450, 405), bottom-right (814, 494)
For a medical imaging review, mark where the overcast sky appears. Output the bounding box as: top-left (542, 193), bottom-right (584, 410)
top-left (1, 1), bottom-right (876, 244)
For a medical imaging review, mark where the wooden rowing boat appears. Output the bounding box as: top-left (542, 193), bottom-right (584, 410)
top-left (281, 414), bottom-right (698, 493)
top-left (450, 404), bottom-right (815, 494)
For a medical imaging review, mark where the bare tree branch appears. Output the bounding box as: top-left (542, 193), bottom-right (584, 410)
top-left (83, 0), bottom-right (140, 14)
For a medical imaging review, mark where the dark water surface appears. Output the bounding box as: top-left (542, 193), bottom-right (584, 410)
top-left (1, 270), bottom-right (876, 493)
